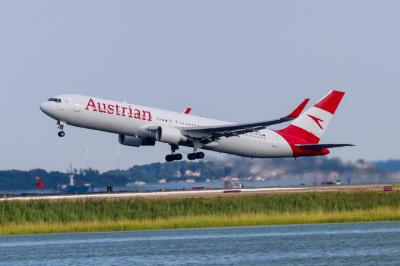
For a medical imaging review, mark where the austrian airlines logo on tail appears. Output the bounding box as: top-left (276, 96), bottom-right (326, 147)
top-left (307, 114), bottom-right (324, 129)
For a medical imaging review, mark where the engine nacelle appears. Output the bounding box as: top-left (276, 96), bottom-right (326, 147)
top-left (118, 135), bottom-right (155, 147)
top-left (156, 127), bottom-right (187, 144)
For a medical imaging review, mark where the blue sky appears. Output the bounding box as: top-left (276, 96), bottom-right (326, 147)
top-left (0, 0), bottom-right (398, 171)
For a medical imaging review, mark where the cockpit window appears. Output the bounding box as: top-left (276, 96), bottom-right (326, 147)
top-left (48, 98), bottom-right (61, 103)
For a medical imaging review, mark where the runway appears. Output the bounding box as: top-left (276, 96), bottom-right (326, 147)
top-left (0, 184), bottom-right (392, 202)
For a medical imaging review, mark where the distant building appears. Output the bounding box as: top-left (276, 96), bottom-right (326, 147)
top-left (126, 181), bottom-right (146, 187)
top-left (223, 177), bottom-right (243, 189)
top-left (57, 174), bottom-right (93, 194)
top-left (58, 183), bottom-right (92, 194)
top-left (185, 170), bottom-right (201, 177)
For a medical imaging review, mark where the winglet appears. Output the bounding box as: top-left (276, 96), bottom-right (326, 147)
top-left (286, 98), bottom-right (310, 119)
top-left (183, 108), bottom-right (192, 114)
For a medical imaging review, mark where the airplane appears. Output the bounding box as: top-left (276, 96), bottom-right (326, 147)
top-left (40, 90), bottom-right (354, 162)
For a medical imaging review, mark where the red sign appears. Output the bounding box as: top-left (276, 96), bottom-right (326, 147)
top-left (35, 176), bottom-right (44, 189)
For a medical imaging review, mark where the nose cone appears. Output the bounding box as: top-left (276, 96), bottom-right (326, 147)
top-left (40, 102), bottom-right (51, 115)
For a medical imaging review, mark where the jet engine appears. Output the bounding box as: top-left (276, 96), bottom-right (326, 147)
top-left (118, 135), bottom-right (155, 147)
top-left (155, 127), bottom-right (187, 144)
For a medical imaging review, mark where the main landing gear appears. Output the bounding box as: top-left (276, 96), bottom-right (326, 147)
top-left (57, 121), bottom-right (66, 138)
top-left (165, 145), bottom-right (205, 162)
top-left (165, 153), bottom-right (183, 162)
top-left (165, 144), bottom-right (183, 162)
top-left (187, 147), bottom-right (205, 161)
top-left (187, 152), bottom-right (205, 160)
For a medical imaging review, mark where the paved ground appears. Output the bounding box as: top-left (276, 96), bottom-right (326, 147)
top-left (0, 184), bottom-right (394, 202)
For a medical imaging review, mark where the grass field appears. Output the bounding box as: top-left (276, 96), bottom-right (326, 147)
top-left (0, 191), bottom-right (399, 235)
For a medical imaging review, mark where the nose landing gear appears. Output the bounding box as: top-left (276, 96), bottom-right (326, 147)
top-left (58, 131), bottom-right (66, 137)
top-left (57, 121), bottom-right (66, 138)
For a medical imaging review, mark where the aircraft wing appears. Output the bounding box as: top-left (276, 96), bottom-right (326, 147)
top-left (181, 98), bottom-right (310, 144)
top-left (295, 144), bottom-right (355, 150)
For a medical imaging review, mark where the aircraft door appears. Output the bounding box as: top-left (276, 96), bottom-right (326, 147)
top-left (73, 99), bottom-right (82, 112)
top-left (272, 134), bottom-right (279, 148)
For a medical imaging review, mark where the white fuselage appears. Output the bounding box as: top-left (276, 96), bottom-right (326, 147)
top-left (40, 95), bottom-right (294, 158)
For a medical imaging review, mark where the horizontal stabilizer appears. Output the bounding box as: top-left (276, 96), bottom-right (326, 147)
top-left (295, 143), bottom-right (355, 150)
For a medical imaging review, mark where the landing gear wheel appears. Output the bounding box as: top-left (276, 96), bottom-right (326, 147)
top-left (196, 152), bottom-right (205, 159)
top-left (166, 145), bottom-right (182, 162)
top-left (187, 152), bottom-right (205, 160)
top-left (58, 131), bottom-right (65, 138)
top-left (173, 154), bottom-right (183, 161)
top-left (166, 153), bottom-right (183, 162)
top-left (165, 155), bottom-right (174, 162)
top-left (187, 153), bottom-right (196, 160)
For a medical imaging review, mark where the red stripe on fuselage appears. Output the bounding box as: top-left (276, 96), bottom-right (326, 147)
top-left (277, 125), bottom-right (320, 144)
top-left (275, 125), bottom-right (329, 157)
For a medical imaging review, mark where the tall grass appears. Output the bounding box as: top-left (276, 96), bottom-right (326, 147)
top-left (0, 191), bottom-right (399, 235)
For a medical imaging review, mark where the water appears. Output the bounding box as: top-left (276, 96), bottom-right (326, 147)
top-left (0, 222), bottom-right (399, 265)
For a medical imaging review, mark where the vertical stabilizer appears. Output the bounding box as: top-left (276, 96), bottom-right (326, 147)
top-left (278, 90), bottom-right (345, 144)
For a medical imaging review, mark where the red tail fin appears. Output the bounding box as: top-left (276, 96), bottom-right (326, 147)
top-left (277, 90), bottom-right (345, 144)
top-left (314, 90), bottom-right (345, 115)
